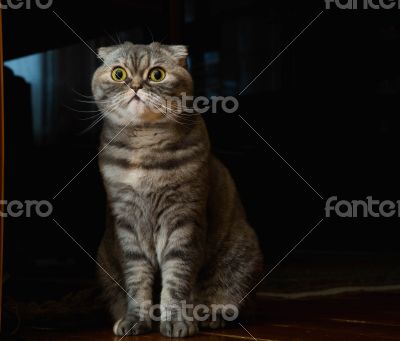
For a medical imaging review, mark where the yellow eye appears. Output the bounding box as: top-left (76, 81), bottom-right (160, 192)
top-left (111, 67), bottom-right (127, 82)
top-left (148, 67), bottom-right (166, 82)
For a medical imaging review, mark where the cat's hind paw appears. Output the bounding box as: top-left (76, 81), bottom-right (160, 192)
top-left (199, 314), bottom-right (226, 330)
top-left (160, 320), bottom-right (198, 338)
top-left (113, 317), bottom-right (151, 336)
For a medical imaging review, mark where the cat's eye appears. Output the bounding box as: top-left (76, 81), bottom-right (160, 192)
top-left (148, 67), bottom-right (166, 82)
top-left (111, 67), bottom-right (127, 82)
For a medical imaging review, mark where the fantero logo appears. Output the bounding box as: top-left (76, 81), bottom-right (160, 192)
top-left (325, 0), bottom-right (400, 9)
top-left (325, 196), bottom-right (400, 218)
top-left (0, 0), bottom-right (53, 10)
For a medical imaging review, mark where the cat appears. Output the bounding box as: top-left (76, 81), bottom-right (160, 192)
top-left (92, 42), bottom-right (263, 337)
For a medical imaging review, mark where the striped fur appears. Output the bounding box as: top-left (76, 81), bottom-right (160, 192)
top-left (93, 42), bottom-right (263, 337)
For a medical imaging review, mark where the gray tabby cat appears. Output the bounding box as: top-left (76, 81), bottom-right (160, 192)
top-left (92, 42), bottom-right (263, 337)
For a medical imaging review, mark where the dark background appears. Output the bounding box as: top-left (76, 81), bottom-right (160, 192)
top-left (3, 0), bottom-right (400, 301)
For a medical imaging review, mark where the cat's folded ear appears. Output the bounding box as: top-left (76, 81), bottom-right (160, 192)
top-left (165, 45), bottom-right (189, 67)
top-left (97, 46), bottom-right (117, 61)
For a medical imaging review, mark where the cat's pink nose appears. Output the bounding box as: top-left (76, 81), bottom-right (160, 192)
top-left (130, 83), bottom-right (143, 91)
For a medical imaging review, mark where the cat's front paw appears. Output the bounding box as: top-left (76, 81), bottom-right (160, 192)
top-left (160, 320), bottom-right (198, 338)
top-left (199, 314), bottom-right (226, 330)
top-left (113, 316), bottom-right (152, 336)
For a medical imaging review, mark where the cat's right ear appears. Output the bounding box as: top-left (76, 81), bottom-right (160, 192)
top-left (97, 46), bottom-right (115, 61)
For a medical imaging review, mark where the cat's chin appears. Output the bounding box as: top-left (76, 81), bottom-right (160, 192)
top-left (126, 99), bottom-right (147, 116)
top-left (108, 106), bottom-right (165, 126)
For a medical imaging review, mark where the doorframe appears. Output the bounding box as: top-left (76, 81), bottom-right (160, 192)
top-left (0, 7), bottom-right (5, 331)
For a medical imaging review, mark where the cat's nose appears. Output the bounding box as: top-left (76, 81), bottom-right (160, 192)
top-left (130, 84), bottom-right (143, 91)
top-left (130, 80), bottom-right (143, 92)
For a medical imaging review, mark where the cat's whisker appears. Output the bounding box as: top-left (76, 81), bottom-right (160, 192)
top-left (147, 100), bottom-right (197, 125)
top-left (115, 32), bottom-right (122, 44)
top-left (79, 95), bottom-right (128, 134)
top-left (79, 113), bottom-right (107, 134)
top-left (63, 104), bottom-right (101, 114)
top-left (141, 92), bottom-right (197, 121)
top-left (104, 30), bottom-right (119, 45)
top-left (147, 93), bottom-right (200, 117)
top-left (141, 94), bottom-right (195, 125)
top-left (143, 96), bottom-right (189, 125)
top-left (72, 89), bottom-right (95, 99)
top-left (79, 113), bottom-right (103, 121)
top-left (76, 99), bottom-right (106, 104)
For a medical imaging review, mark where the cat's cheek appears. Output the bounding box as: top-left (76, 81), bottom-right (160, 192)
top-left (126, 101), bottom-right (163, 123)
top-left (140, 110), bottom-right (164, 122)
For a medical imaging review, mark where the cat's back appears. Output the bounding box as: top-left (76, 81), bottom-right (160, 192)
top-left (207, 155), bottom-right (247, 229)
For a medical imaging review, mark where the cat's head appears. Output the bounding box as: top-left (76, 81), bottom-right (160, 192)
top-left (92, 42), bottom-right (193, 125)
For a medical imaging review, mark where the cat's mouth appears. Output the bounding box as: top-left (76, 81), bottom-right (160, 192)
top-left (127, 94), bottom-right (142, 104)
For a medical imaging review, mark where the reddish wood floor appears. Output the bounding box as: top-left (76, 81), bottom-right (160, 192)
top-left (19, 292), bottom-right (400, 340)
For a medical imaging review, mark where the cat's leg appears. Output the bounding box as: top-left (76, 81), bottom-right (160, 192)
top-left (158, 222), bottom-right (201, 338)
top-left (196, 222), bottom-right (263, 329)
top-left (111, 255), bottom-right (155, 336)
top-left (195, 284), bottom-right (242, 330)
top-left (97, 260), bottom-right (126, 323)
top-left (111, 224), bottom-right (156, 336)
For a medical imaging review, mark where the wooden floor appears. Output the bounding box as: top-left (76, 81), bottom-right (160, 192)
top-left (19, 292), bottom-right (400, 341)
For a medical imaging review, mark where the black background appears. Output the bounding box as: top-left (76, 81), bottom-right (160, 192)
top-left (3, 0), bottom-right (400, 298)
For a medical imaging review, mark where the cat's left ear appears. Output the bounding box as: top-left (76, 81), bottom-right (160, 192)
top-left (165, 45), bottom-right (188, 67)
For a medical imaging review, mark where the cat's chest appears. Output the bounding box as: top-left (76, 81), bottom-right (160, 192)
top-left (100, 154), bottom-right (201, 195)
top-left (101, 159), bottom-right (172, 191)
